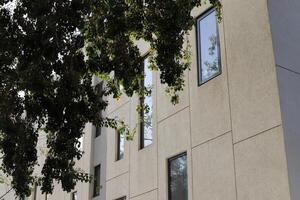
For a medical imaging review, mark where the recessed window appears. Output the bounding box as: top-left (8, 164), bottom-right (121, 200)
top-left (116, 130), bottom-right (125, 161)
top-left (95, 126), bottom-right (101, 137)
top-left (78, 136), bottom-right (83, 151)
top-left (140, 57), bottom-right (153, 149)
top-left (93, 164), bottom-right (101, 197)
top-left (71, 191), bottom-right (78, 200)
top-left (168, 153), bottom-right (188, 200)
top-left (196, 8), bottom-right (221, 84)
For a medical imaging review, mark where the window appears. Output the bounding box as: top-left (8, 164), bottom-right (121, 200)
top-left (116, 197), bottom-right (126, 200)
top-left (116, 129), bottom-right (125, 161)
top-left (78, 136), bottom-right (83, 151)
top-left (93, 164), bottom-right (101, 197)
top-left (71, 191), bottom-right (78, 200)
top-left (140, 57), bottom-right (153, 149)
top-left (95, 126), bottom-right (101, 137)
top-left (196, 8), bottom-right (221, 85)
top-left (168, 153), bottom-right (188, 200)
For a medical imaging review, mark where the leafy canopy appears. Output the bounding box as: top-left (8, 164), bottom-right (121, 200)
top-left (0, 0), bottom-right (221, 197)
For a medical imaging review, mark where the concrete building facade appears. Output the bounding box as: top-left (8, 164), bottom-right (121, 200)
top-left (0, 0), bottom-right (299, 199)
top-left (85, 1), bottom-right (299, 200)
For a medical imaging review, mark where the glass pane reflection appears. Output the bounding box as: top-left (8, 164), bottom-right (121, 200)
top-left (93, 165), bottom-right (101, 197)
top-left (197, 10), bottom-right (221, 83)
top-left (168, 153), bottom-right (188, 200)
top-left (117, 130), bottom-right (125, 160)
top-left (141, 57), bottom-right (153, 148)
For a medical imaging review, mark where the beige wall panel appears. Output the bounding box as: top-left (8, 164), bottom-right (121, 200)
top-left (0, 184), bottom-right (15, 200)
top-left (76, 182), bottom-right (92, 200)
top-left (129, 74), bottom-right (158, 197)
top-left (92, 130), bottom-right (107, 200)
top-left (48, 187), bottom-right (69, 200)
top-left (106, 104), bottom-right (130, 180)
top-left (129, 144), bottom-right (157, 198)
top-left (192, 133), bottom-right (236, 200)
top-left (135, 39), bottom-right (151, 56)
top-left (191, 3), bottom-right (211, 18)
top-left (80, 123), bottom-right (94, 200)
top-left (130, 189), bottom-right (157, 200)
top-left (106, 173), bottom-right (129, 200)
top-left (93, 130), bottom-right (107, 166)
top-left (223, 0), bottom-right (281, 142)
top-left (234, 127), bottom-right (290, 200)
top-left (189, 10), bottom-right (231, 146)
top-left (156, 70), bottom-right (189, 122)
top-left (35, 186), bottom-right (45, 200)
top-left (106, 95), bottom-right (130, 116)
top-left (157, 108), bottom-right (192, 200)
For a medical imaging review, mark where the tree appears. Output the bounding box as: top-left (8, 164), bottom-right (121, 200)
top-left (0, 0), bottom-right (221, 197)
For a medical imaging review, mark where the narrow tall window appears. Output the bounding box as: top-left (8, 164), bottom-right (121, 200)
top-left (140, 57), bottom-right (153, 149)
top-left (168, 153), bottom-right (188, 200)
top-left (71, 191), bottom-right (78, 200)
top-left (93, 164), bottom-right (101, 197)
top-left (95, 114), bottom-right (102, 137)
top-left (196, 9), bottom-right (221, 84)
top-left (116, 130), bottom-right (125, 161)
top-left (78, 136), bottom-right (83, 151)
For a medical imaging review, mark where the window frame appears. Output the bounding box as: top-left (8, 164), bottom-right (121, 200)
top-left (196, 7), bottom-right (222, 86)
top-left (139, 55), bottom-right (153, 150)
top-left (95, 124), bottom-right (101, 138)
top-left (167, 152), bottom-right (188, 200)
top-left (116, 130), bottom-right (125, 161)
top-left (93, 164), bottom-right (101, 197)
top-left (71, 191), bottom-right (78, 200)
top-left (139, 94), bottom-right (146, 149)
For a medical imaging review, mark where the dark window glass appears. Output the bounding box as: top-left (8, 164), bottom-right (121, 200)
top-left (168, 153), bottom-right (188, 200)
top-left (140, 57), bottom-right (153, 149)
top-left (116, 130), bottom-right (125, 161)
top-left (93, 165), bottom-right (101, 197)
top-left (95, 126), bottom-right (101, 137)
top-left (71, 191), bottom-right (78, 200)
top-left (197, 9), bottom-right (221, 84)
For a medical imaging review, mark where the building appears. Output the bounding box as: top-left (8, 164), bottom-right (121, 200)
top-left (85, 1), bottom-right (300, 200)
top-left (1, 0), bottom-right (299, 199)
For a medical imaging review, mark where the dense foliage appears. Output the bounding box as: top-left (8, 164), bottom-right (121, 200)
top-left (0, 0), bottom-right (221, 197)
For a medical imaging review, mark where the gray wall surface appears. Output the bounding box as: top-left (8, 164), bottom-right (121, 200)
top-left (268, 0), bottom-right (300, 199)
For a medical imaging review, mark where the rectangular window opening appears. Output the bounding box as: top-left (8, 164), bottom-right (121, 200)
top-left (196, 8), bottom-right (221, 85)
top-left (71, 191), bottom-right (78, 200)
top-left (93, 164), bottom-right (101, 197)
top-left (168, 153), bottom-right (188, 200)
top-left (95, 126), bottom-right (101, 137)
top-left (140, 57), bottom-right (153, 149)
top-left (116, 130), bottom-right (125, 161)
